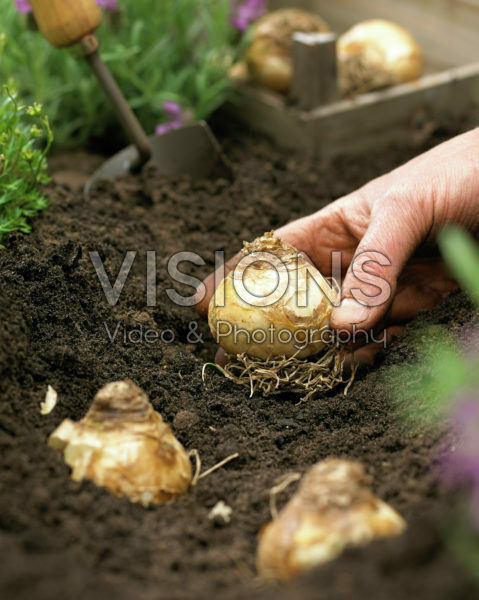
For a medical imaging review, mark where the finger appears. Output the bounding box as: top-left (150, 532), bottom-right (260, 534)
top-left (196, 173), bottom-right (395, 320)
top-left (275, 176), bottom-right (396, 276)
top-left (334, 317), bottom-right (390, 349)
top-left (195, 212), bottom-right (332, 317)
top-left (331, 193), bottom-right (430, 332)
top-left (387, 278), bottom-right (458, 323)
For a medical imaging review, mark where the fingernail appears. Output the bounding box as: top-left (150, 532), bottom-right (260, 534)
top-left (331, 298), bottom-right (370, 327)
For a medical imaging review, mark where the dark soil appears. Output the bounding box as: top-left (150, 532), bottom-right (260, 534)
top-left (1, 119), bottom-right (478, 600)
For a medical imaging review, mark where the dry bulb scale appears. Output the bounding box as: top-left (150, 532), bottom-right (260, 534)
top-left (48, 380), bottom-right (239, 505)
top-left (239, 8), bottom-right (331, 93)
top-left (338, 19), bottom-right (423, 96)
top-left (49, 380), bottom-right (193, 506)
top-left (207, 232), bottom-right (355, 401)
top-left (231, 9), bottom-right (423, 97)
top-left (257, 458), bottom-right (407, 581)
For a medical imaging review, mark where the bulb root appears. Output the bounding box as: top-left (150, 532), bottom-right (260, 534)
top-left (222, 347), bottom-right (355, 402)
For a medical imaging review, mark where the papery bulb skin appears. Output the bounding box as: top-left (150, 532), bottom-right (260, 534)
top-left (257, 458), bottom-right (406, 581)
top-left (245, 38), bottom-right (292, 93)
top-left (245, 9), bottom-right (330, 93)
top-left (229, 60), bottom-right (250, 84)
top-left (338, 19), bottom-right (423, 96)
top-left (253, 9), bottom-right (330, 45)
top-left (49, 380), bottom-right (192, 505)
top-left (208, 233), bottom-right (337, 360)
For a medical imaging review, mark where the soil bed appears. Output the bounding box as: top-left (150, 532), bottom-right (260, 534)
top-left (0, 118), bottom-right (478, 600)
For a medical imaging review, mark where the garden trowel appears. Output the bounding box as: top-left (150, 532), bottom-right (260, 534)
top-left (29, 0), bottom-right (231, 195)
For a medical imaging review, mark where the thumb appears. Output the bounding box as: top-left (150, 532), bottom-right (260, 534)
top-left (330, 199), bottom-right (426, 331)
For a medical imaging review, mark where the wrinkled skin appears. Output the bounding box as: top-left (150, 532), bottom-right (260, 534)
top-left (196, 129), bottom-right (479, 364)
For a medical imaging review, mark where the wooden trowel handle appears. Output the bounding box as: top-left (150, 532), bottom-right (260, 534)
top-left (29, 0), bottom-right (102, 48)
top-left (29, 0), bottom-right (152, 169)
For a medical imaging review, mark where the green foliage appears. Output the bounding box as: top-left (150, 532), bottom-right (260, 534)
top-left (438, 226), bottom-right (479, 308)
top-left (445, 511), bottom-right (479, 587)
top-left (0, 82), bottom-right (52, 248)
top-left (388, 227), bottom-right (479, 421)
top-left (0, 1), bottom-right (237, 149)
top-left (386, 228), bottom-right (479, 585)
top-left (392, 326), bottom-right (479, 421)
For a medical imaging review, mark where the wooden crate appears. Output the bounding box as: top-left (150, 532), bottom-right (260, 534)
top-left (225, 0), bottom-right (479, 156)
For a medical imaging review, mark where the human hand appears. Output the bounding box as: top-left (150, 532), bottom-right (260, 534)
top-left (196, 128), bottom-right (479, 362)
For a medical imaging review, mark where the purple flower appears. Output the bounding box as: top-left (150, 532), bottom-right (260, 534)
top-left (230, 0), bottom-right (266, 32)
top-left (14, 0), bottom-right (32, 13)
top-left (13, 0), bottom-right (118, 13)
top-left (155, 101), bottom-right (191, 136)
top-left (155, 122), bottom-right (182, 136)
top-left (441, 394), bottom-right (479, 530)
top-left (95, 0), bottom-right (118, 11)
top-left (163, 101), bottom-right (183, 121)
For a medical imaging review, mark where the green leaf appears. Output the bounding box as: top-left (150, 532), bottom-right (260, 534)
top-left (438, 226), bottom-right (479, 307)
top-left (0, 84), bottom-right (51, 247)
top-left (0, 0), bottom-right (237, 149)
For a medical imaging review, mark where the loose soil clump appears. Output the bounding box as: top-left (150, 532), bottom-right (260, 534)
top-left (0, 119), bottom-right (477, 600)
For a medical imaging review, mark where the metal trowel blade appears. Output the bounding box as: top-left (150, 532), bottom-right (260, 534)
top-left (85, 121), bottom-right (232, 194)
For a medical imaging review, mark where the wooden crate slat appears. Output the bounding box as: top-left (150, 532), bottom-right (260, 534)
top-left (226, 63), bottom-right (479, 157)
top-left (228, 2), bottom-right (479, 157)
top-left (291, 32), bottom-right (339, 109)
top-left (268, 0), bottom-right (479, 69)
